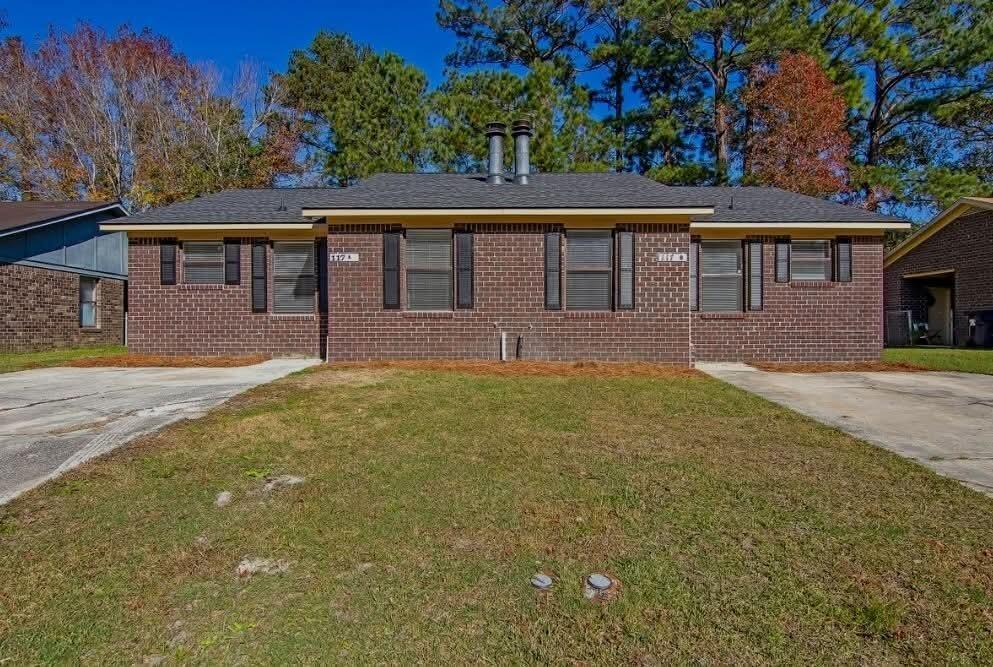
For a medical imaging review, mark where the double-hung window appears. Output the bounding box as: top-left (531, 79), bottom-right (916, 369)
top-left (698, 240), bottom-right (743, 312)
top-left (790, 240), bottom-right (832, 281)
top-left (566, 230), bottom-right (613, 311)
top-left (182, 241), bottom-right (224, 284)
top-left (79, 276), bottom-right (98, 327)
top-left (405, 230), bottom-right (453, 311)
top-left (272, 241), bottom-right (316, 313)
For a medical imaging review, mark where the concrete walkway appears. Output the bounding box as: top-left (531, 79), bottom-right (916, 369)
top-left (698, 363), bottom-right (993, 496)
top-left (0, 359), bottom-right (319, 505)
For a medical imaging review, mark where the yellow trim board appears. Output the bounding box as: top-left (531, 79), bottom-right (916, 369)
top-left (305, 207), bottom-right (713, 218)
top-left (885, 197), bottom-right (993, 267)
top-left (100, 223), bottom-right (320, 232)
top-left (691, 221), bottom-right (909, 231)
top-left (902, 269), bottom-right (955, 279)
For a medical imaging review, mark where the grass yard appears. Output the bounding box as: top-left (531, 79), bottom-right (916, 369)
top-left (2, 364), bottom-right (993, 663)
top-left (883, 347), bottom-right (993, 375)
top-left (0, 344), bottom-right (126, 374)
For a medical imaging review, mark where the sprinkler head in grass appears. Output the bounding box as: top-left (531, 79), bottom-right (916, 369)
top-left (587, 574), bottom-right (612, 590)
top-left (531, 573), bottom-right (553, 590)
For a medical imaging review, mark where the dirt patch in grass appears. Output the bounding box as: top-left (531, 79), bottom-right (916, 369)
top-left (329, 359), bottom-right (702, 379)
top-left (750, 361), bottom-right (929, 373)
top-left (64, 353), bottom-right (270, 369)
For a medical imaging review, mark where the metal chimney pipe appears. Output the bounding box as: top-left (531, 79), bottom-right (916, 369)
top-left (485, 122), bottom-right (507, 185)
top-left (512, 119), bottom-right (533, 185)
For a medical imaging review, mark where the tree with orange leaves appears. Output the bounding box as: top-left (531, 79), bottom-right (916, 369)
top-left (742, 52), bottom-right (851, 197)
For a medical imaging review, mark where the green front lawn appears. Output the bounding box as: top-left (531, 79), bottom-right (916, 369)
top-left (883, 347), bottom-right (993, 375)
top-left (0, 344), bottom-right (127, 374)
top-left (2, 365), bottom-right (993, 663)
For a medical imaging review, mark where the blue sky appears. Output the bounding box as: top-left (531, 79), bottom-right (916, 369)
top-left (3, 0), bottom-right (456, 87)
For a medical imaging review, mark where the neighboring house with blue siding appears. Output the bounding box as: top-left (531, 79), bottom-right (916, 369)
top-left (0, 201), bottom-right (129, 352)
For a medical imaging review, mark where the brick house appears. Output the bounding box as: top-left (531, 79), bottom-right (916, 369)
top-left (884, 198), bottom-right (993, 347)
top-left (1, 201), bottom-right (128, 353)
top-left (104, 121), bottom-right (907, 364)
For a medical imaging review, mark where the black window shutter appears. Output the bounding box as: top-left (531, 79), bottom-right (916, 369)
top-left (160, 240), bottom-right (176, 285)
top-left (224, 238), bottom-right (240, 285)
top-left (544, 231), bottom-right (561, 310)
top-left (775, 238), bottom-right (790, 283)
top-left (835, 238), bottom-right (852, 282)
top-left (747, 240), bottom-right (763, 311)
top-left (251, 240), bottom-right (267, 312)
top-left (689, 238), bottom-right (699, 311)
top-left (383, 232), bottom-right (401, 309)
top-left (617, 231), bottom-right (634, 310)
top-left (455, 231), bottom-right (474, 309)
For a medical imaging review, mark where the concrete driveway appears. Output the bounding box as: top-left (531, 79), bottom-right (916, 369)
top-left (699, 363), bottom-right (993, 496)
top-left (0, 359), bottom-right (318, 504)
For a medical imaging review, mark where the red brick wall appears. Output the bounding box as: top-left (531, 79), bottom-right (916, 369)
top-left (327, 224), bottom-right (691, 363)
top-left (127, 238), bottom-right (320, 357)
top-left (884, 209), bottom-right (993, 345)
top-left (0, 262), bottom-right (125, 353)
top-left (690, 236), bottom-right (884, 362)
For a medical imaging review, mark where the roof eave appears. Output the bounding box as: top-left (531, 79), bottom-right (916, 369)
top-left (885, 197), bottom-right (993, 267)
top-left (692, 220), bottom-right (910, 230)
top-left (0, 202), bottom-right (128, 238)
top-left (303, 206), bottom-right (715, 218)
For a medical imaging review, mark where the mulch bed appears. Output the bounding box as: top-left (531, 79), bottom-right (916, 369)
top-left (64, 354), bottom-right (270, 369)
top-left (750, 361), bottom-right (929, 373)
top-left (329, 360), bottom-right (702, 379)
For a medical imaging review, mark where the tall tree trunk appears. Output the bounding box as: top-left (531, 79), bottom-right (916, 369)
top-left (614, 68), bottom-right (624, 171)
top-left (712, 34), bottom-right (730, 185)
top-left (714, 70), bottom-right (730, 185)
top-left (862, 61), bottom-right (886, 211)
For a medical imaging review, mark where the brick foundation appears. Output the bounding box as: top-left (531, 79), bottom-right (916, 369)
top-left (0, 262), bottom-right (125, 353)
top-left (691, 236), bottom-right (884, 362)
top-left (127, 238), bottom-right (320, 357)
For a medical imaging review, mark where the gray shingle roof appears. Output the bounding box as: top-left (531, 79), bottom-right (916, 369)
top-left (303, 172), bottom-right (715, 210)
top-left (122, 189), bottom-right (325, 225)
top-left (0, 200), bottom-right (124, 233)
top-left (122, 172), bottom-right (904, 225)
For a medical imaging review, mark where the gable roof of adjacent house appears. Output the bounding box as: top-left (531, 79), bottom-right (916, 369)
top-left (885, 197), bottom-right (993, 267)
top-left (0, 201), bottom-right (127, 236)
top-left (104, 172), bottom-right (907, 229)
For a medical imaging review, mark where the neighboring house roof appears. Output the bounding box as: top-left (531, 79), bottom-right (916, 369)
top-left (0, 201), bottom-right (127, 236)
top-left (885, 197), bottom-right (993, 267)
top-left (116, 189), bottom-right (325, 226)
top-left (113, 172), bottom-right (905, 227)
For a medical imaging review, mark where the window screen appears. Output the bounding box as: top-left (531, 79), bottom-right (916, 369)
top-left (272, 241), bottom-right (315, 313)
top-left (406, 230), bottom-right (452, 310)
top-left (791, 240), bottom-right (831, 280)
top-left (700, 240), bottom-right (742, 312)
top-left (566, 230), bottom-right (612, 311)
top-left (79, 276), bottom-right (98, 327)
top-left (183, 241), bottom-right (224, 284)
